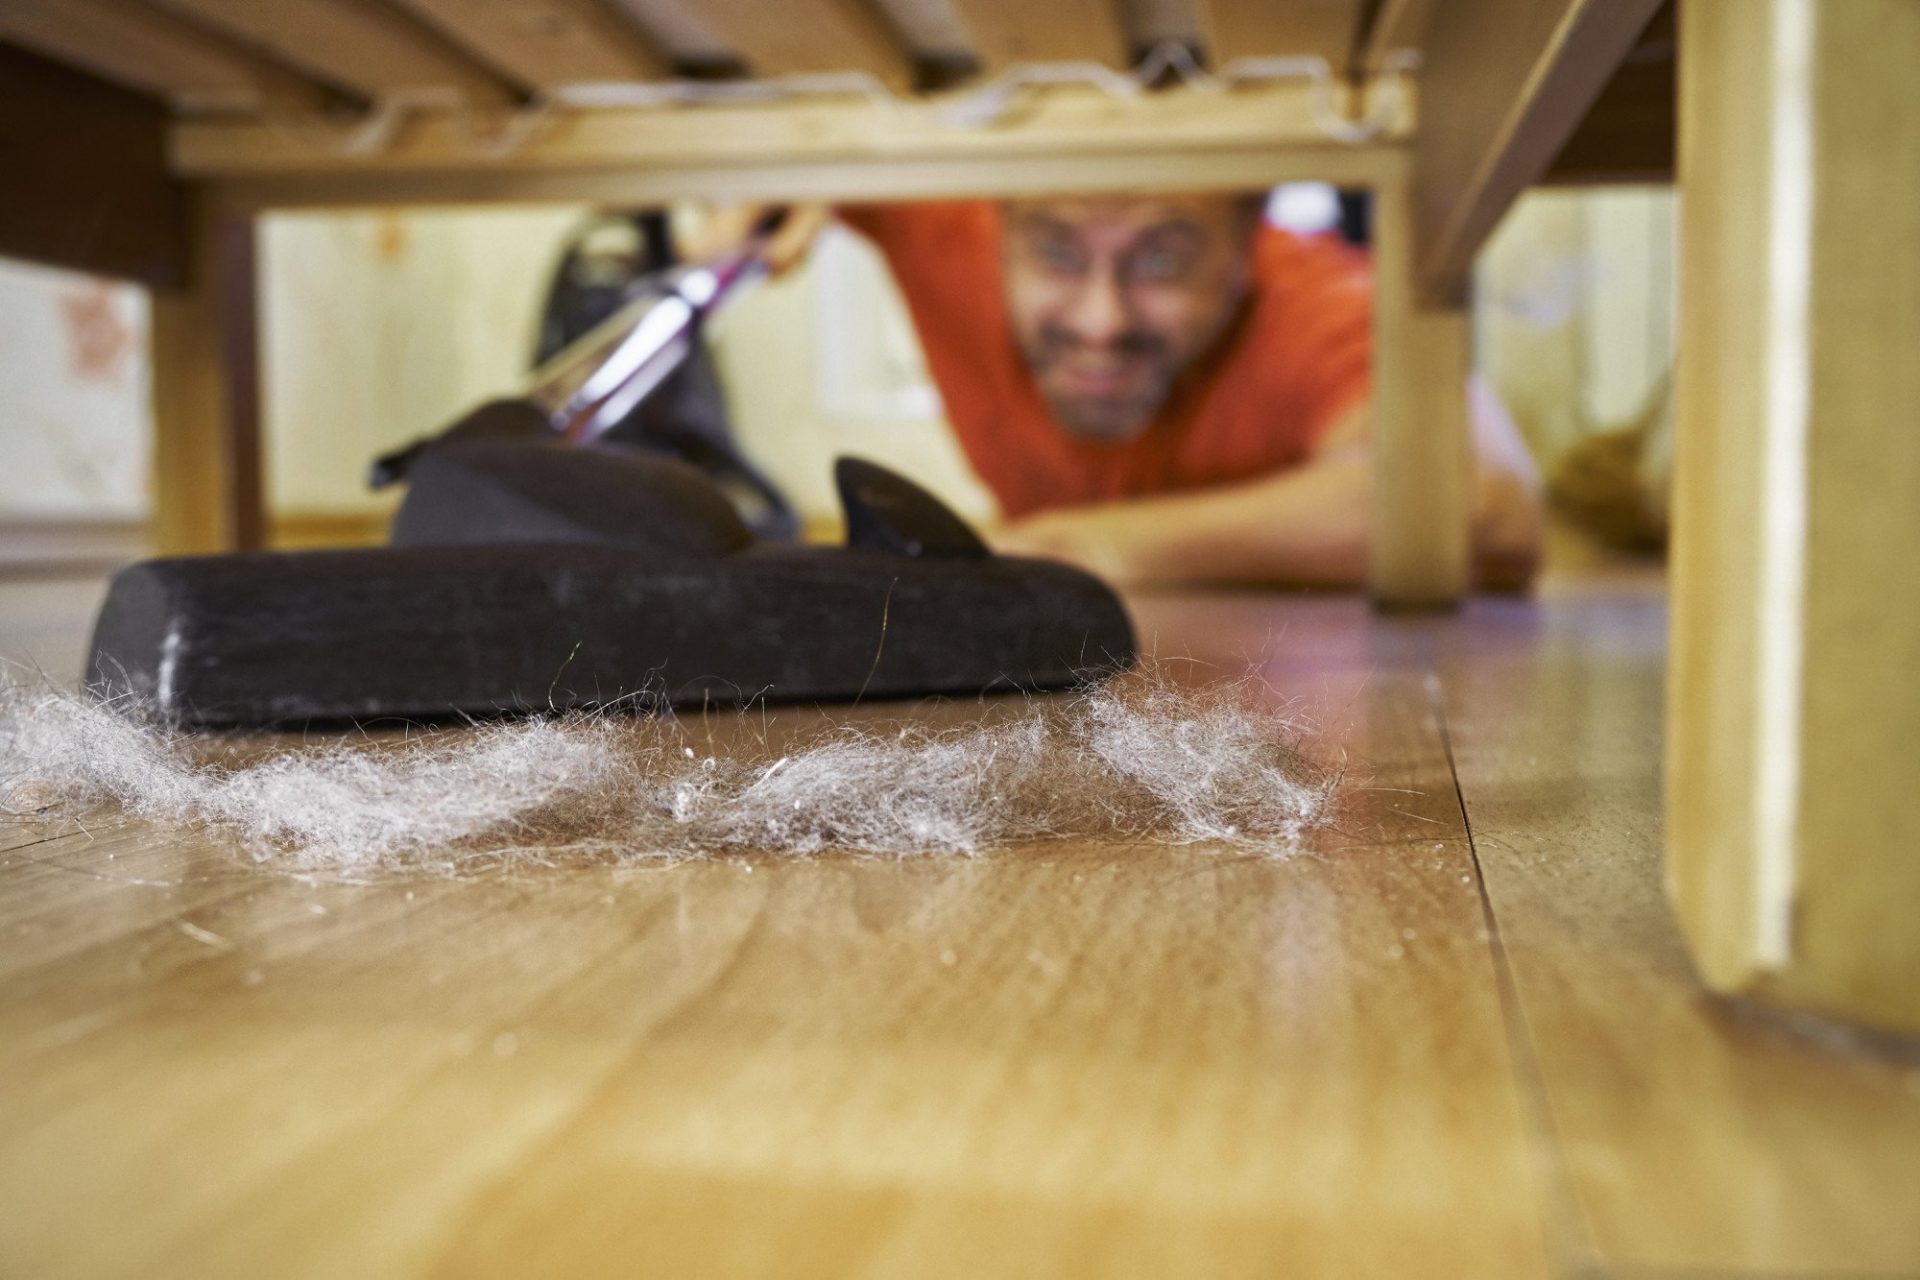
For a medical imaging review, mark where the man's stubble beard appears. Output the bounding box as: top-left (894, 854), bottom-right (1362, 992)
top-left (1022, 325), bottom-right (1176, 444)
top-left (1042, 381), bottom-right (1171, 443)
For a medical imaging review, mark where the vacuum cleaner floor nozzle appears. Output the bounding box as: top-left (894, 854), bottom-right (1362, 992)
top-left (88, 452), bottom-right (1135, 725)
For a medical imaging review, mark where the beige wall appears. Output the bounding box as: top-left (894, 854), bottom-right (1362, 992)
top-left (0, 259), bottom-right (150, 520)
top-left (260, 206), bottom-right (585, 518)
top-left (1476, 186), bottom-right (1676, 463)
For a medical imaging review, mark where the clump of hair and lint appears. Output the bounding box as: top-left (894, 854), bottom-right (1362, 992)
top-left (0, 664), bottom-right (1340, 875)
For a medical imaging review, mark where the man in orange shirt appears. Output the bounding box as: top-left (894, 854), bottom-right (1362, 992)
top-left (712, 194), bottom-right (1542, 589)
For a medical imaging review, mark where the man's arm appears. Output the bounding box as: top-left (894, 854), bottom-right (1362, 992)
top-left (989, 379), bottom-right (1545, 591)
top-left (673, 202), bottom-right (829, 274)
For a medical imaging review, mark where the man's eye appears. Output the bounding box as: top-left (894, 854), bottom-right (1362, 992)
top-left (1036, 241), bottom-right (1085, 273)
top-left (1129, 249), bottom-right (1190, 283)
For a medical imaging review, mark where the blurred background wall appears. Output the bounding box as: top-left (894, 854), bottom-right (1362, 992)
top-left (1478, 186), bottom-right (1675, 552)
top-left (1478, 187), bottom-right (1674, 457)
top-left (0, 258), bottom-right (150, 565)
top-left (260, 207), bottom-right (585, 538)
top-left (0, 184), bottom-right (1676, 560)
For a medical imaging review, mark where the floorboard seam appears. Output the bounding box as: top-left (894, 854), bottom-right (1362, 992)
top-left (0, 830), bottom-right (78, 861)
top-left (1427, 667), bottom-right (1602, 1280)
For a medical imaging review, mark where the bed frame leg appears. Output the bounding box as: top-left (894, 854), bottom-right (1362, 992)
top-left (1666, 0), bottom-right (1920, 1034)
top-left (149, 192), bottom-right (263, 555)
top-left (1370, 168), bottom-right (1472, 609)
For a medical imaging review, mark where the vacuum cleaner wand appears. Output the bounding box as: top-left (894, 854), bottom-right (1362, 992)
top-left (535, 209), bottom-right (784, 445)
top-left (368, 207), bottom-right (788, 488)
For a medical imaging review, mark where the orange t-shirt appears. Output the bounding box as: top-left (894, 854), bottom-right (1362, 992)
top-left (839, 202), bottom-right (1374, 518)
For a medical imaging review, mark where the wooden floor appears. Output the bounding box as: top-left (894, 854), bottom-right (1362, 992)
top-left (2, 569), bottom-right (1918, 1279)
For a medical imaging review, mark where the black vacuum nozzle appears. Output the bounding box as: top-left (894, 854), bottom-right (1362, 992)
top-left (87, 449), bottom-right (1135, 725)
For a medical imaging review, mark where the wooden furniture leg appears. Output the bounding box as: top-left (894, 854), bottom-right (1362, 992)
top-left (1374, 0), bottom-right (1669, 608)
top-left (1371, 169), bottom-right (1471, 608)
top-left (149, 194), bottom-right (264, 555)
top-left (1666, 0), bottom-right (1920, 1034)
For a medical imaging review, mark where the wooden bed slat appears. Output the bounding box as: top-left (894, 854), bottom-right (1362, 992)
top-left (171, 81), bottom-right (1411, 206)
top-left (1411, 0), bottom-right (1666, 303)
top-left (140, 0), bottom-right (516, 104)
top-left (1192, 0), bottom-right (1361, 67)
top-left (945, 0), bottom-right (1130, 71)
top-left (604, 0), bottom-right (732, 63)
top-left (388, 0), bottom-right (668, 92)
top-left (1354, 0), bottom-right (1434, 75)
top-left (0, 43), bottom-right (188, 288)
top-left (690, 0), bottom-right (914, 89)
top-left (0, 0), bottom-right (332, 112)
top-left (1542, 3), bottom-right (1674, 186)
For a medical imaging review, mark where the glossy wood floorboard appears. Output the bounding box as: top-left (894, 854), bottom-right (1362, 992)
top-left (1430, 586), bottom-right (1920, 1277)
top-left (1, 575), bottom-right (1916, 1278)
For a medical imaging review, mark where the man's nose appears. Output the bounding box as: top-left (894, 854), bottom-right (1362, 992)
top-left (1061, 265), bottom-right (1130, 345)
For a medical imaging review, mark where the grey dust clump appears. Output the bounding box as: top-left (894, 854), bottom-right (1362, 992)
top-left (0, 665), bottom-right (1340, 875)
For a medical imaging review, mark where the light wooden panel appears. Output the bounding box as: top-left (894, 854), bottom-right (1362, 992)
top-left (173, 81), bottom-right (1412, 207)
top-left (1370, 165), bottom-right (1471, 607)
top-left (0, 624), bottom-right (1554, 1277)
top-left (1667, 0), bottom-right (1920, 1035)
top-left (0, 0), bottom-right (331, 112)
top-left (871, 0), bottom-right (974, 61)
top-left (1436, 592), bottom-right (1920, 1273)
top-left (149, 199), bottom-right (264, 554)
top-left (604, 0), bottom-right (731, 62)
top-left (690, 0), bottom-right (914, 90)
top-left (142, 0), bottom-right (514, 104)
top-left (1192, 0), bottom-right (1360, 66)
top-left (946, 0), bottom-right (1129, 70)
top-left (389, 0), bottom-right (668, 91)
top-left (204, 145), bottom-right (1403, 211)
top-left (1412, 0), bottom-right (1665, 304)
top-left (173, 81), bottom-right (1407, 172)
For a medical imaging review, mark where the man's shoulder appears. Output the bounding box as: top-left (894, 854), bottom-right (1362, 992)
top-left (1251, 227), bottom-right (1373, 300)
top-left (1196, 226), bottom-right (1372, 461)
top-left (836, 201), bottom-right (998, 252)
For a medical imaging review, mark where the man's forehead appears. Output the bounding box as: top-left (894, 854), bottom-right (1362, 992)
top-left (1004, 193), bottom-right (1254, 234)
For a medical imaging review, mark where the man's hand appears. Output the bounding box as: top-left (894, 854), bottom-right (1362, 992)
top-left (672, 202), bottom-right (829, 275)
top-left (989, 509), bottom-right (1135, 584)
top-left (986, 444), bottom-right (1374, 590)
top-left (981, 385), bottom-right (1545, 592)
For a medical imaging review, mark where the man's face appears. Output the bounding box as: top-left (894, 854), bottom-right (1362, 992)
top-left (1002, 195), bottom-right (1258, 443)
